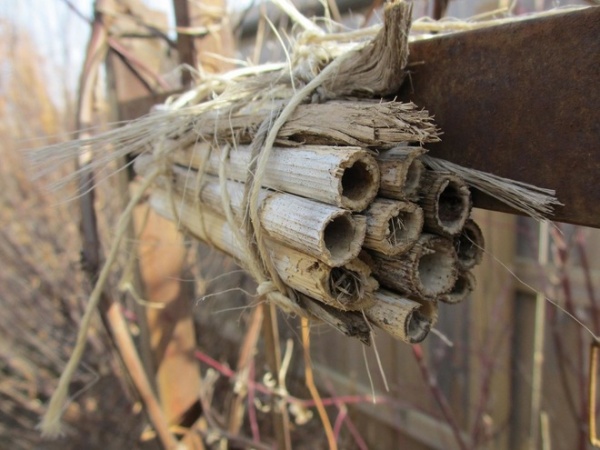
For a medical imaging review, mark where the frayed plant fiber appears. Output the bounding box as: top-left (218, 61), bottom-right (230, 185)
top-left (422, 155), bottom-right (561, 222)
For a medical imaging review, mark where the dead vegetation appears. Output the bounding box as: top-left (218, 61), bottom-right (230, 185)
top-left (0, 20), bottom-right (153, 449)
top-left (2, 2), bottom-right (599, 450)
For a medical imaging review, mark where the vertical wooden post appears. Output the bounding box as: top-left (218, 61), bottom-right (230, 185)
top-left (172, 0), bottom-right (235, 85)
top-left (468, 210), bottom-right (515, 448)
top-left (139, 0), bottom-right (235, 429)
top-left (170, 2), bottom-right (291, 447)
top-left (106, 0), bottom-right (204, 431)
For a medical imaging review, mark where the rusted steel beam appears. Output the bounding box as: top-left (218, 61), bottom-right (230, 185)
top-left (399, 7), bottom-right (600, 228)
top-left (120, 8), bottom-right (600, 227)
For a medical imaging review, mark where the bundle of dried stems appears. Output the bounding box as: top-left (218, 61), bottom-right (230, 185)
top-left (137, 0), bottom-right (485, 347)
top-left (34, 0), bottom-right (561, 437)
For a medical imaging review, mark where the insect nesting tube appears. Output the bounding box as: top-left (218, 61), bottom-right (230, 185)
top-left (135, 155), bottom-right (369, 268)
top-left (363, 198), bottom-right (424, 256)
top-left (338, 151), bottom-right (381, 211)
top-left (420, 171), bottom-right (472, 237)
top-left (322, 212), bottom-right (365, 264)
top-left (454, 219), bottom-right (485, 271)
top-left (173, 144), bottom-right (380, 211)
top-left (376, 146), bottom-right (426, 201)
top-left (438, 271), bottom-right (476, 305)
top-left (327, 258), bottom-right (378, 311)
top-left (368, 233), bottom-right (458, 299)
top-left (366, 290), bottom-right (439, 343)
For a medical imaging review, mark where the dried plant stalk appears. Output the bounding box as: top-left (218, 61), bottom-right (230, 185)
top-left (181, 101), bottom-right (439, 148)
top-left (367, 234), bottom-right (458, 299)
top-left (301, 295), bottom-right (371, 345)
top-left (321, 0), bottom-right (412, 96)
top-left (173, 143), bottom-right (380, 211)
top-left (365, 289), bottom-right (438, 343)
top-left (150, 190), bottom-right (377, 310)
top-left (135, 157), bottom-right (367, 267)
top-left (363, 198), bottom-right (423, 256)
top-left (376, 146), bottom-right (426, 201)
top-left (422, 155), bottom-right (560, 221)
top-left (268, 240), bottom-right (377, 311)
top-left (438, 271), bottom-right (476, 305)
top-left (454, 219), bottom-right (485, 271)
top-left (419, 171), bottom-right (472, 237)
top-left (275, 101), bottom-right (438, 147)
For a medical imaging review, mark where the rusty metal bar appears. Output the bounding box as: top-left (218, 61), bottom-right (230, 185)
top-left (120, 7), bottom-right (600, 227)
top-left (399, 7), bottom-right (600, 228)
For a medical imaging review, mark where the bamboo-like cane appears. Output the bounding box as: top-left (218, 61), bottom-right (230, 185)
top-left (454, 219), bottom-right (485, 271)
top-left (376, 146), bottom-right (426, 201)
top-left (150, 190), bottom-right (377, 310)
top-left (135, 156), bottom-right (367, 267)
top-left (365, 289), bottom-right (438, 343)
top-left (367, 234), bottom-right (458, 299)
top-left (363, 198), bottom-right (423, 256)
top-left (300, 295), bottom-right (371, 345)
top-left (268, 240), bottom-right (377, 311)
top-left (438, 271), bottom-right (476, 304)
top-left (172, 142), bottom-right (380, 211)
top-left (419, 170), bottom-right (472, 237)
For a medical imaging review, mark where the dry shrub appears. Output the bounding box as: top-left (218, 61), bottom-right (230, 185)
top-left (0, 20), bottom-right (151, 450)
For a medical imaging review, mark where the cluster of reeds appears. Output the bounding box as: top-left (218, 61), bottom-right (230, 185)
top-left (135, 116), bottom-right (485, 344)
top-left (120, 0), bottom-right (490, 347)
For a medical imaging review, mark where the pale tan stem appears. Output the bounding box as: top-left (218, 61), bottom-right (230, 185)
top-left (419, 171), bottom-right (471, 237)
top-left (376, 146), bottom-right (426, 201)
top-left (104, 301), bottom-right (178, 449)
top-left (173, 143), bottom-right (380, 211)
top-left (367, 234), bottom-right (458, 299)
top-left (365, 289), bottom-right (438, 343)
top-left (454, 219), bottom-right (485, 271)
top-left (364, 198), bottom-right (423, 256)
top-left (301, 317), bottom-right (338, 450)
top-left (135, 157), bottom-right (367, 267)
top-left (179, 100), bottom-right (439, 148)
top-left (150, 190), bottom-right (377, 311)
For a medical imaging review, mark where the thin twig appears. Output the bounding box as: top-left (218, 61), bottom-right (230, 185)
top-left (301, 317), bottom-right (338, 450)
top-left (575, 229), bottom-right (600, 334)
top-left (411, 344), bottom-right (469, 450)
top-left (549, 305), bottom-right (579, 419)
top-left (262, 304), bottom-right (293, 450)
top-left (247, 360), bottom-right (261, 443)
top-left (61, 0), bottom-right (170, 92)
top-left (551, 226), bottom-right (589, 450)
top-left (194, 348), bottom-right (388, 408)
top-left (227, 305), bottom-right (264, 435)
top-left (323, 378), bottom-right (368, 450)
